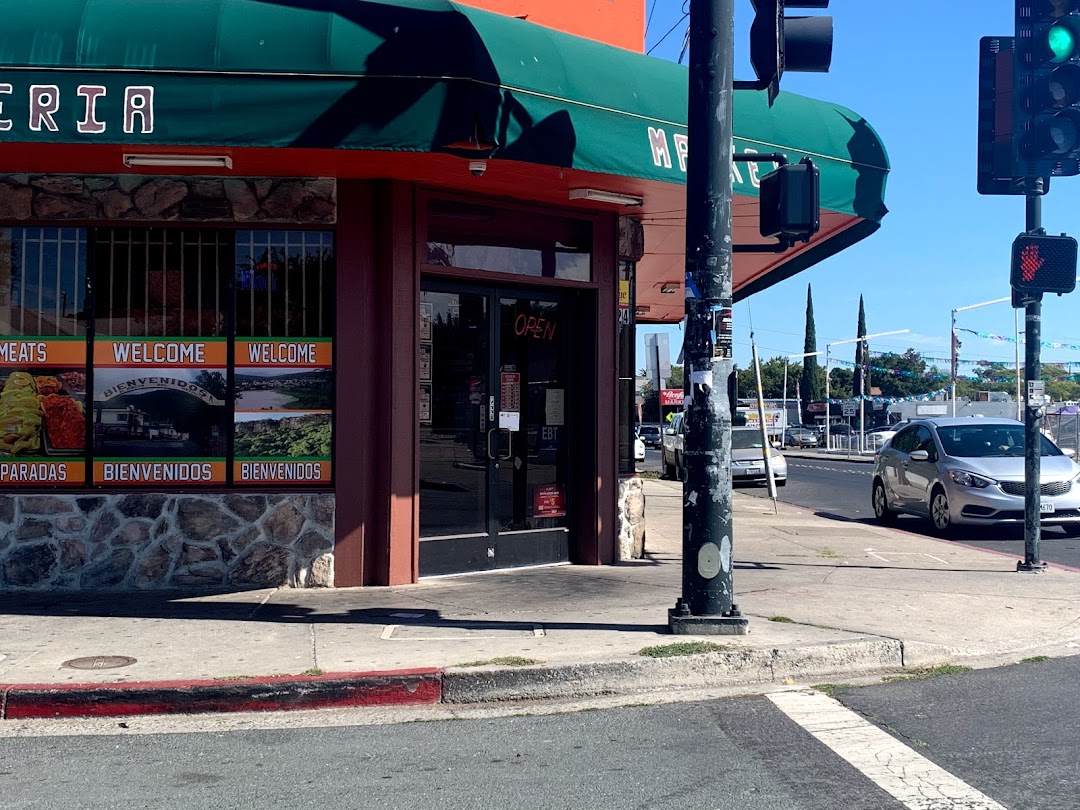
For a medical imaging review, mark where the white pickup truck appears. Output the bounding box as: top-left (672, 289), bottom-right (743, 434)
top-left (660, 413), bottom-right (685, 479)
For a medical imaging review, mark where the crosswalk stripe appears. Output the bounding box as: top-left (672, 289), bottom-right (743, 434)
top-left (769, 689), bottom-right (1009, 810)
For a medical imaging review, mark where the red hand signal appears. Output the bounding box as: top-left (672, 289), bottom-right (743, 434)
top-left (1021, 244), bottom-right (1044, 282)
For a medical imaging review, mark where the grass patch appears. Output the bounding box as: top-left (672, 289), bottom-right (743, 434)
top-left (882, 664), bottom-right (972, 683)
top-left (456, 656), bottom-right (540, 668)
top-left (811, 683), bottom-right (855, 696)
top-left (301, 667), bottom-right (325, 676)
top-left (816, 547), bottom-right (844, 559)
top-left (1020, 655), bottom-right (1051, 664)
top-left (768, 616), bottom-right (795, 623)
top-left (638, 470), bottom-right (662, 480)
top-left (637, 641), bottom-right (729, 658)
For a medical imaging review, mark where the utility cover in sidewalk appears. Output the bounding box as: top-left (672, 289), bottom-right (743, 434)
top-left (382, 622), bottom-right (545, 641)
top-left (62, 656), bottom-right (137, 670)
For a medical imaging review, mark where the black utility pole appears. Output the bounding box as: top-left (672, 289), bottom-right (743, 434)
top-left (1020, 184), bottom-right (1047, 572)
top-left (669, 0), bottom-right (747, 634)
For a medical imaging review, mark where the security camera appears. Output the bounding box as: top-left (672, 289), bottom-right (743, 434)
top-left (468, 161), bottom-right (487, 177)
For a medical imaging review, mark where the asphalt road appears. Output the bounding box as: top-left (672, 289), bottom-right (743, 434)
top-left (3, 658), bottom-right (1076, 809)
top-left (740, 456), bottom-right (1080, 569)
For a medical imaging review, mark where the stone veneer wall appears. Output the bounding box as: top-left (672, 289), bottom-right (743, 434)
top-left (0, 175), bottom-right (336, 223)
top-left (0, 493), bottom-right (335, 590)
top-left (616, 475), bottom-right (645, 560)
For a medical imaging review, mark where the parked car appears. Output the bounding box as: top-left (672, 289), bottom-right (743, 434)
top-left (732, 427), bottom-right (787, 486)
top-left (871, 417), bottom-right (1080, 535)
top-left (783, 426), bottom-right (819, 448)
top-left (634, 436), bottom-right (646, 463)
top-left (662, 417), bottom-right (786, 485)
top-left (638, 423), bottom-right (663, 448)
top-left (864, 422), bottom-right (907, 450)
top-left (661, 413), bottom-right (685, 478)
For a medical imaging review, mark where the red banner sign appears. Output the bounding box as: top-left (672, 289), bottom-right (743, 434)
top-left (660, 389), bottom-right (684, 407)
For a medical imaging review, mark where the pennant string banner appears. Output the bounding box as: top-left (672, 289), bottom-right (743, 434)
top-left (825, 387), bottom-right (951, 405)
top-left (957, 327), bottom-right (1080, 352)
top-left (830, 358), bottom-right (1080, 384)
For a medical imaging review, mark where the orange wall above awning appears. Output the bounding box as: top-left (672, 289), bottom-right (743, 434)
top-left (455, 0), bottom-right (644, 51)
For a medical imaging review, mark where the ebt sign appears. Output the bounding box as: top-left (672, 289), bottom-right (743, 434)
top-left (0, 83), bottom-right (155, 134)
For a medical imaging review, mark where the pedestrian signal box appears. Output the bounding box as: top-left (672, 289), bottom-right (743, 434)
top-left (1010, 232), bottom-right (1078, 295)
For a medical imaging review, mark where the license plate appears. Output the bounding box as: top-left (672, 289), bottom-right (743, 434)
top-left (747, 467), bottom-right (762, 475)
top-left (1040, 500), bottom-right (1055, 514)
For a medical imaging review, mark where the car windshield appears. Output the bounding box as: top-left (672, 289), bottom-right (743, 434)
top-left (732, 431), bottom-right (765, 450)
top-left (640, 426), bottom-right (659, 436)
top-left (936, 425), bottom-right (1062, 458)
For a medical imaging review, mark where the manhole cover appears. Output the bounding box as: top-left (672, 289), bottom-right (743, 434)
top-left (62, 656), bottom-right (137, 670)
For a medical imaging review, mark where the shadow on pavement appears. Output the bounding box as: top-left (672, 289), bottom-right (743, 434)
top-left (0, 591), bottom-right (672, 635)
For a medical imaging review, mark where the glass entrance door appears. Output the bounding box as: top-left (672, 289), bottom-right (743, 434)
top-left (419, 284), bottom-right (570, 577)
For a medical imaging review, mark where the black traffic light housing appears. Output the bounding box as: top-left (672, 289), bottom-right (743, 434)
top-left (738, 0), bottom-right (834, 105)
top-left (1010, 231), bottom-right (1078, 295)
top-left (758, 158), bottom-right (820, 241)
top-left (978, 36), bottom-right (1033, 195)
top-left (1014, 1), bottom-right (1080, 178)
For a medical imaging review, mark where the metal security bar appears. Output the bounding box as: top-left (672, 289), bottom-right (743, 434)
top-left (234, 230), bottom-right (334, 338)
top-left (93, 228), bottom-right (229, 337)
top-left (0, 227), bottom-right (87, 336)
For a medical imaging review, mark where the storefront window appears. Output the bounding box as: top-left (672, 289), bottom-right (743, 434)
top-left (92, 229), bottom-right (230, 486)
top-left (425, 200), bottom-right (592, 281)
top-left (0, 226), bottom-right (334, 490)
top-left (233, 231), bottom-right (334, 487)
top-left (0, 228), bottom-right (88, 486)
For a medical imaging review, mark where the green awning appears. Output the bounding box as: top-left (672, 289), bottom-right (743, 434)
top-left (0, 0), bottom-right (888, 222)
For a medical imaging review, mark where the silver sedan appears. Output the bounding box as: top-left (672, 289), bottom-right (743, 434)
top-left (732, 427), bottom-right (787, 486)
top-left (871, 417), bottom-right (1080, 535)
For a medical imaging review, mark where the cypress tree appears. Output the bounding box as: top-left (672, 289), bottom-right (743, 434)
top-left (800, 285), bottom-right (822, 424)
top-left (854, 295), bottom-right (867, 399)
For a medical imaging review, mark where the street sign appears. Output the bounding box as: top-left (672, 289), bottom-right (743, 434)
top-left (841, 402), bottom-right (856, 417)
top-left (1028, 380), bottom-right (1046, 401)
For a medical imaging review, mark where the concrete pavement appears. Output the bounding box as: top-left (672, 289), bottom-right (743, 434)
top-left (3, 477), bottom-right (1080, 718)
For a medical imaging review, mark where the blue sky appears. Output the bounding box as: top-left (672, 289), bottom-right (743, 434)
top-left (636, 1), bottom-right (1080, 381)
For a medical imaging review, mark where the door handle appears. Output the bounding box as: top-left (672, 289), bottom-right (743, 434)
top-left (486, 428), bottom-right (498, 461)
top-left (499, 428), bottom-right (513, 460)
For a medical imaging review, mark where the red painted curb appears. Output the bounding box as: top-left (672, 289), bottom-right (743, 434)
top-left (0, 668), bottom-right (443, 720)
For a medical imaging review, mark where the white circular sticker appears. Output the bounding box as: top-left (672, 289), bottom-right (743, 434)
top-left (697, 542), bottom-right (721, 579)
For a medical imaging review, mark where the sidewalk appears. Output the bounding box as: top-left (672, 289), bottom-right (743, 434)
top-left (3, 478), bottom-right (1080, 719)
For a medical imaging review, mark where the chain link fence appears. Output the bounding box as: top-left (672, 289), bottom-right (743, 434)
top-left (1045, 412), bottom-right (1080, 454)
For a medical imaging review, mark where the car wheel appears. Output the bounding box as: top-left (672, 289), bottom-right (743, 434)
top-left (1061, 523), bottom-right (1080, 537)
top-left (664, 453), bottom-right (676, 478)
top-left (929, 486), bottom-right (953, 536)
top-left (872, 480), bottom-right (896, 524)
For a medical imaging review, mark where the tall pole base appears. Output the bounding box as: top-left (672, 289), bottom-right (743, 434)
top-left (1017, 560), bottom-right (1048, 573)
top-left (668, 600), bottom-right (749, 635)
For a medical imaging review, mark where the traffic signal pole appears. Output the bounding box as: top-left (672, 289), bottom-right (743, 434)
top-left (1020, 185), bottom-right (1047, 573)
top-left (669, 0), bottom-right (748, 634)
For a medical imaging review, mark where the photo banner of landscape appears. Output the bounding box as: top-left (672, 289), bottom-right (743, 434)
top-left (233, 337), bottom-right (333, 485)
top-left (92, 338), bottom-right (229, 485)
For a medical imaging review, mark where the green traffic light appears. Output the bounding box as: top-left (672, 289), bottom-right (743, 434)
top-left (1049, 23), bottom-right (1078, 63)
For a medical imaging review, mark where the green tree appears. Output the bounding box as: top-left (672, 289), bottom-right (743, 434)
top-left (737, 356), bottom-right (803, 400)
top-left (853, 295), bottom-right (867, 400)
top-left (868, 350), bottom-right (944, 398)
top-left (828, 366), bottom-right (854, 399)
top-left (800, 285), bottom-right (822, 423)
